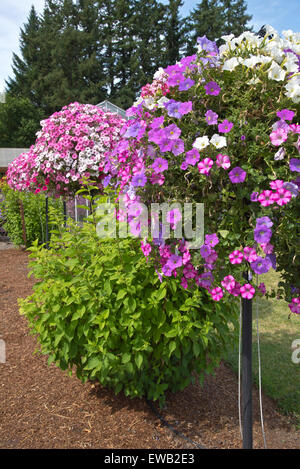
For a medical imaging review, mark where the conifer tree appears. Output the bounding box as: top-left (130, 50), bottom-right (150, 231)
top-left (6, 6), bottom-right (42, 107)
top-left (163, 0), bottom-right (186, 66)
top-left (185, 0), bottom-right (252, 55)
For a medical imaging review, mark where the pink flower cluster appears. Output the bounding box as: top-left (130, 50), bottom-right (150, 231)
top-left (258, 180), bottom-right (292, 206)
top-left (7, 102), bottom-right (126, 196)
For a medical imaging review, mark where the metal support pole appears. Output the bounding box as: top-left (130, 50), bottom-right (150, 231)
top-left (45, 196), bottom-right (49, 249)
top-left (63, 200), bottom-right (67, 227)
top-left (242, 290), bottom-right (253, 449)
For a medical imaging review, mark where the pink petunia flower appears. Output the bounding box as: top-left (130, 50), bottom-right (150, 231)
top-left (216, 153), bottom-right (231, 170)
top-left (221, 275), bottom-right (236, 291)
top-left (210, 287), bottom-right (224, 301)
top-left (198, 158), bottom-right (214, 175)
top-left (240, 283), bottom-right (255, 299)
top-left (229, 250), bottom-right (244, 265)
top-left (243, 246), bottom-right (258, 263)
top-left (258, 190), bottom-right (275, 207)
top-left (270, 128), bottom-right (288, 146)
top-left (271, 188), bottom-right (292, 206)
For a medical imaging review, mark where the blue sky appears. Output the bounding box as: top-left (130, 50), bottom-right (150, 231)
top-left (0, 0), bottom-right (300, 92)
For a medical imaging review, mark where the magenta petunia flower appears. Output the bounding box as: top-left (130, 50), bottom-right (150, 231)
top-left (277, 109), bottom-right (295, 121)
top-left (229, 250), bottom-right (244, 264)
top-left (204, 81), bottom-right (221, 96)
top-left (228, 167), bottom-right (247, 183)
top-left (218, 119), bottom-right (233, 133)
top-left (258, 283), bottom-right (266, 295)
top-left (240, 284), bottom-right (255, 299)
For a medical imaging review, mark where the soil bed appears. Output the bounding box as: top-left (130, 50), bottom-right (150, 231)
top-left (0, 247), bottom-right (299, 449)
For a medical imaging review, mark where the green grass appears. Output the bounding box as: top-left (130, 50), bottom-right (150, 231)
top-left (226, 269), bottom-right (300, 426)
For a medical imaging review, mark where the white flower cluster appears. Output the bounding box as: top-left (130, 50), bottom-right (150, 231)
top-left (220, 26), bottom-right (300, 103)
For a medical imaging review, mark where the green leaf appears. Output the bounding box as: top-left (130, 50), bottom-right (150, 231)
top-left (135, 353), bottom-right (143, 369)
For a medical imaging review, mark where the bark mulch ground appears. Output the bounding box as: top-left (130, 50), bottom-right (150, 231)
top-left (0, 246), bottom-right (299, 449)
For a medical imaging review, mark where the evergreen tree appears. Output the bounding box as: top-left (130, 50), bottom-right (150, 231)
top-left (6, 6), bottom-right (42, 107)
top-left (185, 0), bottom-right (252, 55)
top-left (0, 95), bottom-right (44, 147)
top-left (163, 0), bottom-right (186, 66)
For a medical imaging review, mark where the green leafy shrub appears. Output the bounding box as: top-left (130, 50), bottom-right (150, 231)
top-left (0, 181), bottom-right (61, 246)
top-left (19, 213), bottom-right (239, 403)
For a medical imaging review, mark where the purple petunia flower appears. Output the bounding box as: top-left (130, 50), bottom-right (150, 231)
top-left (200, 244), bottom-right (211, 258)
top-left (131, 172), bottom-right (147, 187)
top-left (228, 167), bottom-right (247, 183)
top-left (164, 123), bottom-right (181, 139)
top-left (179, 101), bottom-right (193, 115)
top-left (250, 256), bottom-right (272, 275)
top-left (266, 253), bottom-right (276, 270)
top-left (185, 148), bottom-right (200, 166)
top-left (205, 233), bottom-right (219, 247)
top-left (178, 78), bottom-right (195, 91)
top-left (124, 121), bottom-right (143, 138)
top-left (166, 254), bottom-right (183, 270)
top-left (171, 139), bottom-right (185, 156)
top-left (250, 191), bottom-right (259, 202)
top-left (205, 110), bottom-right (218, 125)
top-left (102, 175), bottom-right (112, 188)
top-left (254, 226), bottom-right (272, 244)
top-left (197, 35), bottom-right (218, 54)
top-left (148, 128), bottom-right (165, 144)
top-left (150, 116), bottom-right (164, 129)
top-left (204, 81), bottom-right (221, 96)
top-left (290, 158), bottom-right (300, 173)
top-left (256, 216), bottom-right (273, 229)
top-left (151, 157), bottom-right (168, 173)
top-left (164, 100), bottom-right (182, 118)
top-left (283, 181), bottom-right (299, 197)
top-left (159, 138), bottom-right (173, 153)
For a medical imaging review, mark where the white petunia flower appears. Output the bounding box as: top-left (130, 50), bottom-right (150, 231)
top-left (222, 57), bottom-right (241, 71)
top-left (193, 136), bottom-right (210, 151)
top-left (210, 134), bottom-right (227, 149)
top-left (157, 96), bottom-right (170, 108)
top-left (285, 76), bottom-right (300, 103)
top-left (268, 61), bottom-right (286, 81)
